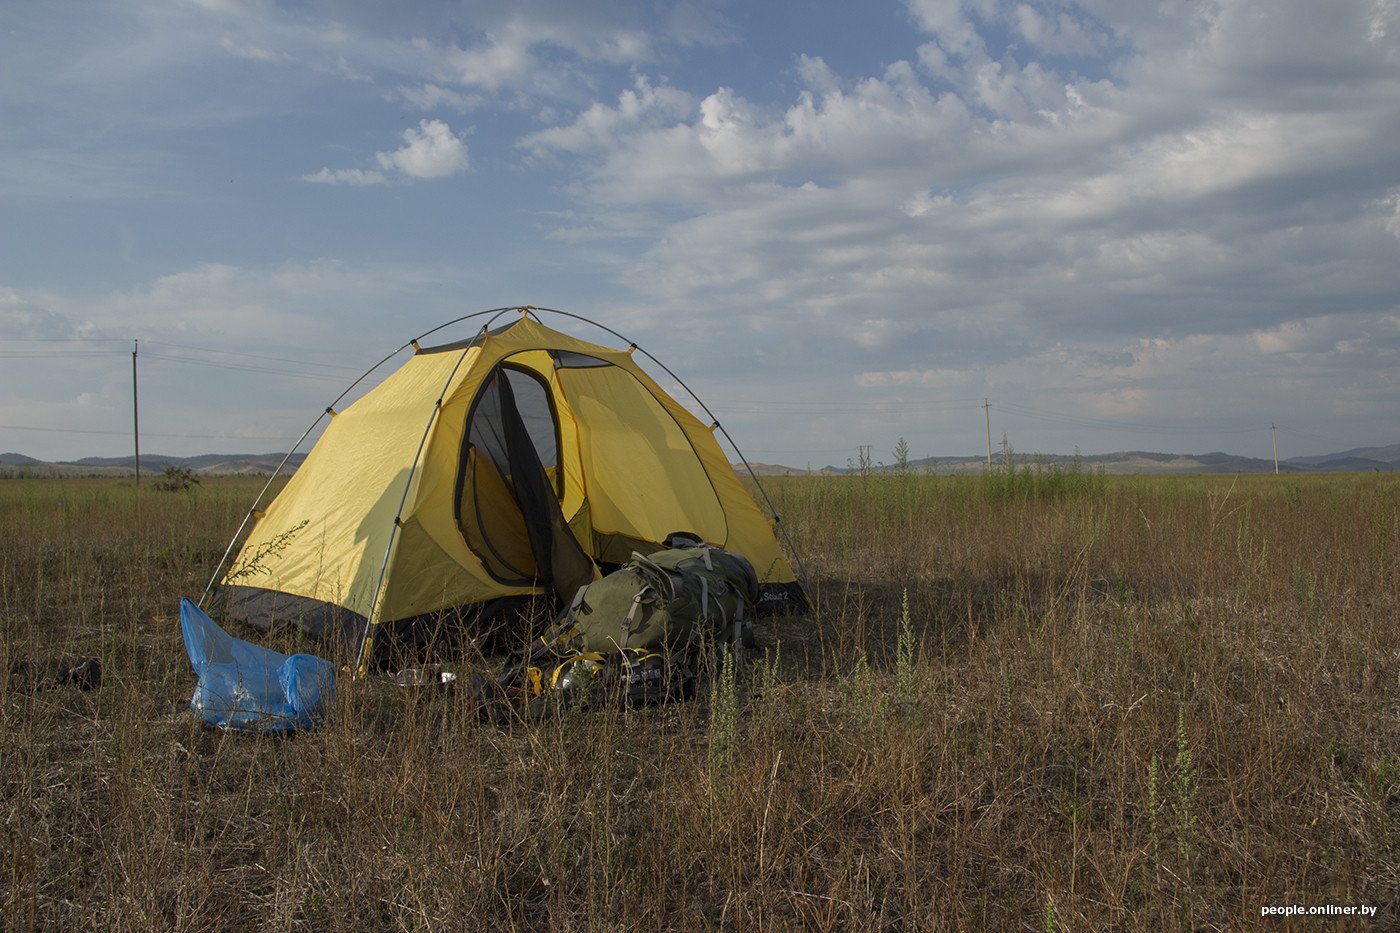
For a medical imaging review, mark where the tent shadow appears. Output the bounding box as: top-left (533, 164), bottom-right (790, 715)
top-left (758, 569), bottom-right (1185, 682)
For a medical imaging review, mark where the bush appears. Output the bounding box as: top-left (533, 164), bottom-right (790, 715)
top-left (152, 464), bottom-right (200, 492)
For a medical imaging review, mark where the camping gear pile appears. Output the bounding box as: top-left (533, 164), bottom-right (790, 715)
top-left (472, 534), bottom-right (759, 720)
top-left (184, 308), bottom-right (806, 731)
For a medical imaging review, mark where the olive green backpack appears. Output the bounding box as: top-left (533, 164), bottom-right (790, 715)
top-left (556, 535), bottom-right (760, 656)
top-left (472, 536), bottom-right (760, 719)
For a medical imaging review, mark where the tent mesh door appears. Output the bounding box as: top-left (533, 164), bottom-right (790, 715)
top-left (456, 364), bottom-right (593, 599)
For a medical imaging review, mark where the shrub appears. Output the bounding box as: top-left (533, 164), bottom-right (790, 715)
top-left (152, 464), bottom-right (200, 492)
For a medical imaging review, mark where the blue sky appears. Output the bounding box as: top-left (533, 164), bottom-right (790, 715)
top-left (3, 0), bottom-right (1398, 466)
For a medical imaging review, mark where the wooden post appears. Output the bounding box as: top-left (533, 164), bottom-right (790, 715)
top-left (132, 340), bottom-right (140, 486)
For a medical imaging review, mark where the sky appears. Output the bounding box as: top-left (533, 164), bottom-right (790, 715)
top-left (3, 0), bottom-right (1399, 468)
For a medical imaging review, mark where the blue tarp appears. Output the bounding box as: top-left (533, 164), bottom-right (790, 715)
top-left (179, 597), bottom-right (336, 733)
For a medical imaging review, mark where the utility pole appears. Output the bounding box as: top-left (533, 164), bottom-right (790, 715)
top-left (1271, 423), bottom-right (1279, 475)
top-left (132, 339), bottom-right (140, 487)
top-left (857, 445), bottom-right (872, 476)
top-left (983, 398), bottom-right (992, 469)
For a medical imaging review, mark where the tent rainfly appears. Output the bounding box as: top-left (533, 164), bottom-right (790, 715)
top-left (205, 308), bottom-right (807, 673)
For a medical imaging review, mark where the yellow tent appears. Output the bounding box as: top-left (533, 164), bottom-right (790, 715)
top-left (211, 309), bottom-right (805, 670)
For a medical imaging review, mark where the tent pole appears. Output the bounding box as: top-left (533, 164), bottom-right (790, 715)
top-left (512, 307), bottom-right (812, 599)
top-left (200, 309), bottom-right (508, 616)
top-left (199, 339), bottom-right (423, 611)
top-left (198, 412), bottom-right (330, 610)
top-left (353, 333), bottom-right (483, 676)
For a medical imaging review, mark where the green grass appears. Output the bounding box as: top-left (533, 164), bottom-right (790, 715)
top-left (2, 471), bottom-right (1398, 930)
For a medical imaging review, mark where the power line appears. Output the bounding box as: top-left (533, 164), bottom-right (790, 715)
top-left (4, 348), bottom-right (383, 386)
top-left (142, 340), bottom-right (372, 374)
top-left (2, 340), bottom-right (376, 380)
top-left (0, 350), bottom-right (128, 359)
top-left (138, 351), bottom-right (356, 383)
top-left (0, 423), bottom-right (300, 440)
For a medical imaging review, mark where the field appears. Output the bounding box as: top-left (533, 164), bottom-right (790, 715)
top-left (2, 469), bottom-right (1397, 931)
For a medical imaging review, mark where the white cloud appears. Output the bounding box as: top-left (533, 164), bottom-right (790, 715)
top-left (400, 7), bottom-right (668, 97)
top-left (521, 76), bottom-right (694, 158)
top-left (857, 367), bottom-right (969, 388)
top-left (217, 36), bottom-right (295, 64)
top-left (375, 119), bottom-right (469, 178)
top-left (304, 119), bottom-right (468, 185)
top-left (398, 83), bottom-right (482, 113)
top-left (1386, 189), bottom-right (1400, 239)
top-left (0, 288), bottom-right (79, 339)
top-left (1252, 320), bottom-right (1316, 355)
top-left (1012, 4), bottom-right (1105, 57)
top-left (302, 167), bottom-right (388, 186)
top-left (525, 56), bottom-right (986, 208)
top-left (20, 260), bottom-right (448, 351)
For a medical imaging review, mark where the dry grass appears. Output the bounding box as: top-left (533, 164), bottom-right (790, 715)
top-left (2, 471), bottom-right (1397, 931)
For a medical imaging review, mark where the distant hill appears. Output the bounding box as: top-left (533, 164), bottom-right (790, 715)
top-left (812, 446), bottom-right (1400, 476)
top-left (5, 444), bottom-right (1397, 478)
top-left (1281, 444), bottom-right (1400, 470)
top-left (0, 452), bottom-right (306, 477)
top-left (66, 452), bottom-right (307, 475)
top-left (737, 461), bottom-right (839, 477)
